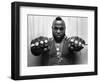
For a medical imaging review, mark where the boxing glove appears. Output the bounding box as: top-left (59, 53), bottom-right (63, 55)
top-left (68, 36), bottom-right (85, 51)
top-left (31, 36), bottom-right (49, 56)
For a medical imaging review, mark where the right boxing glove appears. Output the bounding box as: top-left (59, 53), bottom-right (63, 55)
top-left (68, 36), bottom-right (85, 51)
top-left (31, 36), bottom-right (49, 56)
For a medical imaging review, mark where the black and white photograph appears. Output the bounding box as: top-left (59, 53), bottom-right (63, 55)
top-left (11, 2), bottom-right (97, 80)
top-left (28, 15), bottom-right (88, 66)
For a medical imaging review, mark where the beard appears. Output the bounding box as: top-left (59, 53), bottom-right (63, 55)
top-left (53, 33), bottom-right (65, 43)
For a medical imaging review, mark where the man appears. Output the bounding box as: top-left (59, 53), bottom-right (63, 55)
top-left (31, 17), bottom-right (85, 66)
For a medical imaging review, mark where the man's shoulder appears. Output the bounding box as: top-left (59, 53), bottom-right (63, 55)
top-left (48, 37), bottom-right (53, 42)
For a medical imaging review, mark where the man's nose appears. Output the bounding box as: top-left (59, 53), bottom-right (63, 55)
top-left (57, 29), bottom-right (61, 34)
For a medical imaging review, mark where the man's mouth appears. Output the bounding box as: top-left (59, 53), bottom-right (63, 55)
top-left (57, 35), bottom-right (61, 37)
top-left (56, 33), bottom-right (62, 36)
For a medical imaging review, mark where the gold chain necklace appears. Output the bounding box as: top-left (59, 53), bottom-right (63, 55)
top-left (55, 41), bottom-right (64, 64)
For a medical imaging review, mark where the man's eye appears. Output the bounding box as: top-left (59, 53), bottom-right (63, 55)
top-left (54, 27), bottom-right (58, 30)
top-left (60, 28), bottom-right (64, 31)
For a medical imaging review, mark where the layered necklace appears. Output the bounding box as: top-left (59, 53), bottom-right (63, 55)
top-left (55, 38), bottom-right (64, 64)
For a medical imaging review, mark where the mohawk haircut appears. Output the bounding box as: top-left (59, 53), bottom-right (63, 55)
top-left (55, 17), bottom-right (62, 20)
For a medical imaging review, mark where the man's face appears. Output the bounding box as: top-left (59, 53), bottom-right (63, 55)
top-left (52, 20), bottom-right (66, 42)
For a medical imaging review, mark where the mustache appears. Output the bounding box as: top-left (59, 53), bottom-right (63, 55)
top-left (55, 33), bottom-right (63, 36)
